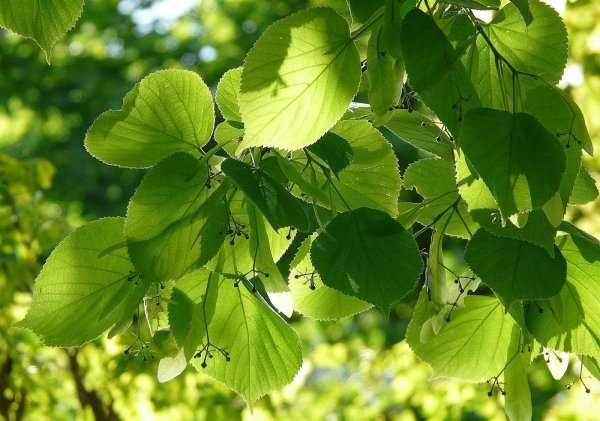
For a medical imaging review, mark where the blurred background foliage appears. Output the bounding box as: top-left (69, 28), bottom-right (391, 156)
top-left (1, 0), bottom-right (599, 420)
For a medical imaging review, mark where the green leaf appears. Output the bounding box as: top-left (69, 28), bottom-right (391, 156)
top-left (488, 0), bottom-right (568, 84)
top-left (403, 158), bottom-right (477, 239)
top-left (404, 159), bottom-right (457, 198)
top-left (216, 67), bottom-right (243, 122)
top-left (526, 223), bottom-right (600, 361)
top-left (310, 207), bottom-right (422, 312)
top-left (14, 218), bottom-right (149, 347)
top-left (0, 0), bottom-right (84, 62)
top-left (158, 349), bottom-right (188, 384)
top-left (508, 0), bottom-right (533, 25)
top-left (402, 9), bottom-right (481, 136)
top-left (347, 0), bottom-right (384, 24)
top-left (221, 158), bottom-right (309, 232)
top-left (306, 132), bottom-right (354, 176)
top-left (246, 203), bottom-right (294, 317)
top-left (289, 236), bottom-right (371, 320)
top-left (407, 290), bottom-right (517, 381)
top-left (367, 22), bottom-right (403, 122)
top-left (569, 166), bottom-right (598, 206)
top-left (459, 108), bottom-right (565, 217)
top-left (238, 8), bottom-right (361, 152)
top-left (524, 83), bottom-right (593, 155)
top-left (214, 121), bottom-right (244, 157)
top-left (175, 269), bottom-right (303, 406)
top-left (125, 152), bottom-right (218, 242)
top-left (464, 228), bottom-right (566, 307)
top-left (456, 144), bottom-right (574, 256)
top-left (204, 190), bottom-right (297, 277)
top-left (504, 325), bottom-right (533, 421)
top-left (383, 110), bottom-right (455, 161)
top-left (128, 193), bottom-right (227, 283)
top-left (442, 0), bottom-right (500, 10)
top-left (86, 69), bottom-right (214, 168)
top-left (283, 120), bottom-right (401, 216)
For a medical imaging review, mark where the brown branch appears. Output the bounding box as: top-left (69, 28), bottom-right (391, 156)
top-left (66, 350), bottom-right (121, 421)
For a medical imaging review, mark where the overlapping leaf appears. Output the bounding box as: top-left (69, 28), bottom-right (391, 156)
top-left (459, 108), bottom-right (565, 217)
top-left (465, 228), bottom-right (566, 307)
top-left (310, 207), bottom-right (422, 312)
top-left (289, 236), bottom-right (371, 320)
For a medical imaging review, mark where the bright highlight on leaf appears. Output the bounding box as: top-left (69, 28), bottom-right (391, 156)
top-left (237, 8), bottom-right (361, 152)
top-left (86, 69), bottom-right (215, 168)
top-left (0, 0), bottom-right (84, 62)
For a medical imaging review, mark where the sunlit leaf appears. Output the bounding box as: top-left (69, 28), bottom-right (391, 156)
top-left (15, 218), bottom-right (148, 346)
top-left (86, 69), bottom-right (214, 168)
top-left (238, 8), bottom-right (361, 152)
top-left (0, 0), bottom-right (84, 62)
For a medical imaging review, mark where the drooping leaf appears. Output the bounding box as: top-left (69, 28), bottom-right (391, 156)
top-left (15, 218), bottom-right (149, 346)
top-left (246, 203), bottom-right (294, 317)
top-left (487, 0), bottom-right (568, 84)
top-left (569, 166), bottom-right (598, 206)
top-left (310, 207), bottom-right (422, 312)
top-left (407, 290), bottom-right (517, 381)
top-left (216, 67), bottom-right (243, 122)
top-left (384, 110), bottom-right (455, 161)
top-left (464, 228), bottom-right (566, 307)
top-left (455, 142), bottom-right (574, 256)
top-left (526, 223), bottom-right (600, 361)
top-left (158, 349), bottom-right (188, 384)
top-left (238, 8), bottom-right (361, 152)
top-left (289, 236), bottom-right (371, 320)
top-left (221, 158), bottom-right (309, 232)
top-left (402, 9), bottom-right (481, 135)
top-left (366, 3), bottom-right (405, 123)
top-left (174, 269), bottom-right (303, 406)
top-left (0, 0), bottom-right (84, 62)
top-left (504, 325), bottom-right (533, 421)
top-left (86, 69), bottom-right (214, 168)
top-left (459, 108), bottom-right (565, 217)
